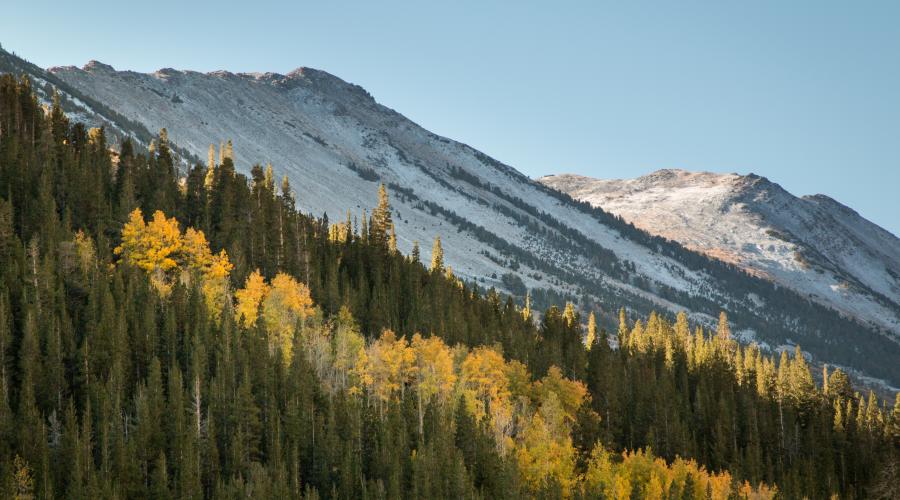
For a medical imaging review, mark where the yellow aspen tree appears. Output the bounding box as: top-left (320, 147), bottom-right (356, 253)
top-left (115, 209), bottom-right (183, 296)
top-left (533, 366), bottom-right (589, 426)
top-left (12, 454), bottom-right (34, 500)
top-left (460, 347), bottom-right (510, 423)
top-left (72, 230), bottom-right (96, 274)
top-left (612, 474), bottom-right (633, 500)
top-left (585, 311), bottom-right (597, 350)
top-left (201, 249), bottom-right (233, 320)
top-left (505, 360), bottom-right (533, 401)
top-left (563, 302), bottom-right (577, 328)
top-left (234, 270), bottom-right (270, 327)
top-left (522, 292), bottom-right (532, 321)
top-left (262, 273), bottom-right (315, 362)
top-left (646, 474), bottom-right (666, 500)
top-left (333, 306), bottom-right (366, 392)
top-left (182, 228), bottom-right (213, 272)
top-left (515, 409), bottom-right (577, 495)
top-left (350, 347), bottom-right (372, 397)
top-left (205, 144), bottom-right (216, 188)
top-left (411, 333), bottom-right (456, 434)
top-left (584, 443), bottom-right (615, 496)
top-left (365, 330), bottom-right (415, 417)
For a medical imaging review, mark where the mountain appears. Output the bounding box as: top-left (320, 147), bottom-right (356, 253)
top-left (0, 48), bottom-right (196, 162)
top-left (5, 70), bottom-right (890, 499)
top-left (2, 47), bottom-right (898, 386)
top-left (539, 170), bottom-right (900, 338)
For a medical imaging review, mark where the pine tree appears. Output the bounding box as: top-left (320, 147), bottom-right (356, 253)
top-left (430, 236), bottom-right (444, 273)
top-left (410, 241), bottom-right (420, 264)
top-left (717, 311), bottom-right (731, 340)
top-left (370, 184), bottom-right (394, 249)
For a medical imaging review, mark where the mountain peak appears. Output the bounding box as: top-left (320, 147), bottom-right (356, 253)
top-left (540, 168), bottom-right (900, 339)
top-left (83, 60), bottom-right (115, 72)
top-left (280, 67), bottom-right (375, 102)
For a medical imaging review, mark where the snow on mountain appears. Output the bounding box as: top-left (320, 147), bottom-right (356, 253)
top-left (43, 60), bottom-right (713, 306)
top-left (540, 170), bottom-right (900, 338)
top-left (2, 46), bottom-right (898, 385)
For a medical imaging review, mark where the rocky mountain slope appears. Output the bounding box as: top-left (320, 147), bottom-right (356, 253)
top-left (2, 47), bottom-right (898, 385)
top-left (541, 170), bottom-right (900, 338)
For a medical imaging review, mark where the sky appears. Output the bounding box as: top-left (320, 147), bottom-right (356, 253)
top-left (2, 1), bottom-right (898, 235)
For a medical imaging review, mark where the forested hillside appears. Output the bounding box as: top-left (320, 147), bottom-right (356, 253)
top-left (17, 47), bottom-right (898, 388)
top-left (0, 75), bottom-right (898, 498)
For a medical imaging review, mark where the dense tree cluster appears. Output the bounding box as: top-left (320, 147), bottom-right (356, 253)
top-left (0, 74), bottom-right (898, 498)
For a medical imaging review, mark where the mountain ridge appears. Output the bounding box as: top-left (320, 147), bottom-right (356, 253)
top-left (3, 46), bottom-right (898, 386)
top-left (540, 170), bottom-right (900, 340)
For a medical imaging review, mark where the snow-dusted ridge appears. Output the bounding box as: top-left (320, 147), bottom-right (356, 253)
top-left (540, 170), bottom-right (900, 337)
top-left (2, 47), bottom-right (898, 386)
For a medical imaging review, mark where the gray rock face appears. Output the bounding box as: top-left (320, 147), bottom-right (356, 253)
top-left (540, 170), bottom-right (900, 337)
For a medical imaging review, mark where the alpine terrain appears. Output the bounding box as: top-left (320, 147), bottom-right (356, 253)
top-left (2, 47), bottom-right (898, 387)
top-left (540, 170), bottom-right (900, 340)
top-left (1, 36), bottom-right (900, 497)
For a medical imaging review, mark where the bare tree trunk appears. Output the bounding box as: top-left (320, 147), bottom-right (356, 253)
top-left (194, 375), bottom-right (202, 437)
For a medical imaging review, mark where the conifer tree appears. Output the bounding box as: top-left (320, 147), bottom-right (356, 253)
top-left (370, 184), bottom-right (394, 249)
top-left (430, 236), bottom-right (444, 273)
top-left (410, 241), bottom-right (420, 264)
top-left (717, 311), bottom-right (731, 340)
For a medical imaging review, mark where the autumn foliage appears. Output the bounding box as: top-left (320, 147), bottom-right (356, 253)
top-left (4, 75), bottom-right (893, 499)
top-left (115, 209), bottom-right (233, 317)
top-left (234, 270), bottom-right (315, 362)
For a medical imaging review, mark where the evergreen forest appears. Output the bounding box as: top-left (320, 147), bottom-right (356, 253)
top-left (0, 74), bottom-right (898, 498)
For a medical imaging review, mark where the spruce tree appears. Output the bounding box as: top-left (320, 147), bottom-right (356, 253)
top-left (430, 236), bottom-right (443, 273)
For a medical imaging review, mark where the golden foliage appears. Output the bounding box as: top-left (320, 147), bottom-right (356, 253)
top-left (233, 270), bottom-right (315, 363)
top-left (515, 411), bottom-right (578, 494)
top-left (262, 273), bottom-right (315, 362)
top-left (333, 306), bottom-right (368, 394)
top-left (328, 221), bottom-right (350, 243)
top-left (366, 330), bottom-right (416, 407)
top-left (460, 347), bottom-right (510, 422)
top-left (116, 209), bottom-right (182, 275)
top-left (234, 270), bottom-right (269, 327)
top-left (586, 311), bottom-right (597, 350)
top-left (410, 333), bottom-right (457, 405)
top-left (12, 454), bottom-right (34, 500)
top-left (583, 444), bottom-right (776, 499)
top-left (72, 230), bottom-right (96, 273)
top-left (533, 365), bottom-right (589, 425)
top-left (115, 209), bottom-right (232, 315)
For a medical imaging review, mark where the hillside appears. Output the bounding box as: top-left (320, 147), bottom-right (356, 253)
top-left (1, 72), bottom-right (897, 499)
top-left (540, 170), bottom-right (900, 339)
top-left (2, 47), bottom-right (899, 387)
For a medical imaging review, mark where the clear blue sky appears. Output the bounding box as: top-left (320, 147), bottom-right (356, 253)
top-left (2, 1), bottom-right (898, 235)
